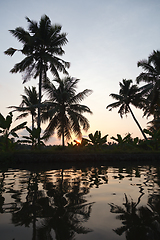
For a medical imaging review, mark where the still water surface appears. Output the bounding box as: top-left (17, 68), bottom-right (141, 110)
top-left (0, 164), bottom-right (160, 240)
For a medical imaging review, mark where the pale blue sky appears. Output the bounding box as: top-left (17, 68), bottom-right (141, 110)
top-left (1, 0), bottom-right (160, 144)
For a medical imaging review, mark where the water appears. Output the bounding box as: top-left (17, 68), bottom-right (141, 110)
top-left (0, 164), bottom-right (160, 240)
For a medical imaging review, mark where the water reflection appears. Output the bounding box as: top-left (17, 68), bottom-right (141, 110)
top-left (0, 171), bottom-right (5, 213)
top-left (0, 165), bottom-right (160, 240)
top-left (109, 193), bottom-right (160, 240)
top-left (109, 166), bottom-right (160, 240)
top-left (8, 170), bottom-right (94, 240)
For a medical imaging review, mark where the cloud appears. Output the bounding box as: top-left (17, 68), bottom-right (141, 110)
top-left (45, 136), bottom-right (61, 146)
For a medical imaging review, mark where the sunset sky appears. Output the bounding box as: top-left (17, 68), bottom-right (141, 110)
top-left (1, 0), bottom-right (160, 145)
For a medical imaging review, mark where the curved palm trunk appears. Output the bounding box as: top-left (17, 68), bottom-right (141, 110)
top-left (128, 104), bottom-right (147, 140)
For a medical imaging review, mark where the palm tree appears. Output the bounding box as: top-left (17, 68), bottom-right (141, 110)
top-left (42, 77), bottom-right (93, 146)
top-left (4, 15), bottom-right (70, 144)
top-left (137, 50), bottom-right (160, 131)
top-left (9, 86), bottom-right (38, 130)
top-left (106, 79), bottom-right (147, 140)
top-left (137, 50), bottom-right (160, 113)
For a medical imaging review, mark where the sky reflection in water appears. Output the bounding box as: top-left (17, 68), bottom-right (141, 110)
top-left (0, 165), bottom-right (160, 240)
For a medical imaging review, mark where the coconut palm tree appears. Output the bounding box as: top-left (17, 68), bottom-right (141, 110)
top-left (137, 50), bottom-right (160, 131)
top-left (9, 86), bottom-right (38, 130)
top-left (106, 79), bottom-right (147, 140)
top-left (42, 77), bottom-right (93, 146)
top-left (137, 50), bottom-right (160, 113)
top-left (4, 15), bottom-right (70, 144)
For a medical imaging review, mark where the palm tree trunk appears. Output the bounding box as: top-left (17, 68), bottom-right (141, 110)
top-left (61, 106), bottom-right (65, 147)
top-left (62, 123), bottom-right (65, 147)
top-left (37, 62), bottom-right (42, 145)
top-left (128, 105), bottom-right (147, 140)
top-left (31, 113), bottom-right (34, 147)
top-left (31, 113), bottom-right (34, 131)
top-left (62, 133), bottom-right (65, 147)
top-left (5, 134), bottom-right (9, 151)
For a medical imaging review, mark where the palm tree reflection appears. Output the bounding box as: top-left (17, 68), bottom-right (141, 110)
top-left (12, 172), bottom-right (44, 239)
top-left (0, 170), bottom-right (5, 213)
top-left (109, 193), bottom-right (160, 240)
top-left (11, 169), bottom-right (93, 240)
top-left (39, 169), bottom-right (93, 240)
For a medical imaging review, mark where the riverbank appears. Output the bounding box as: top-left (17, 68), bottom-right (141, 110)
top-left (1, 151), bottom-right (160, 169)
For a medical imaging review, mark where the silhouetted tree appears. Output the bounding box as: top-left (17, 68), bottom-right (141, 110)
top-left (42, 77), bottom-right (92, 146)
top-left (106, 79), bottom-right (147, 140)
top-left (9, 86), bottom-right (38, 130)
top-left (137, 50), bottom-right (160, 131)
top-left (4, 15), bottom-right (70, 144)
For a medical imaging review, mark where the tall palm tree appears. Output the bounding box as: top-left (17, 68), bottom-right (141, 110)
top-left (137, 50), bottom-right (160, 112)
top-left (137, 50), bottom-right (160, 131)
top-left (106, 79), bottom-right (147, 140)
top-left (42, 77), bottom-right (93, 146)
top-left (4, 15), bottom-right (70, 144)
top-left (9, 86), bottom-right (38, 130)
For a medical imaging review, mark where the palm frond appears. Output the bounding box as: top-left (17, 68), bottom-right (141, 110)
top-left (69, 110), bottom-right (90, 132)
top-left (41, 102), bottom-right (59, 120)
top-left (10, 56), bottom-right (34, 74)
top-left (118, 104), bottom-right (129, 117)
top-left (106, 101), bottom-right (121, 110)
top-left (50, 56), bottom-right (70, 76)
top-left (109, 93), bottom-right (123, 101)
top-left (15, 113), bottom-right (29, 120)
top-left (0, 113), bottom-right (7, 129)
top-left (26, 16), bottom-right (38, 33)
top-left (9, 27), bottom-right (30, 44)
top-left (11, 121), bottom-right (27, 133)
top-left (63, 116), bottom-right (72, 140)
top-left (43, 114), bottom-right (59, 140)
top-left (69, 104), bottom-right (92, 114)
top-left (4, 48), bottom-right (17, 56)
top-left (70, 89), bottom-right (93, 104)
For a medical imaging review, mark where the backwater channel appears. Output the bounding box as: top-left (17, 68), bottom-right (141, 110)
top-left (0, 160), bottom-right (160, 240)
